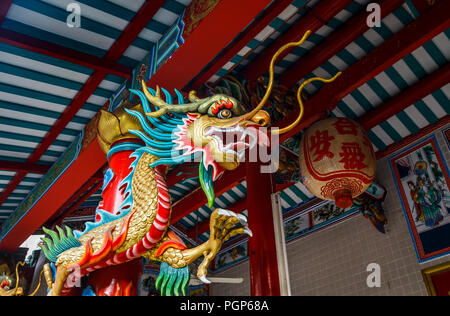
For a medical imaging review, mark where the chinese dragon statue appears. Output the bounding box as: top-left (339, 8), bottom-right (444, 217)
top-left (37, 31), bottom-right (340, 296)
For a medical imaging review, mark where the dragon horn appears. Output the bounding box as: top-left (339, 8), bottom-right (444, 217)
top-left (142, 82), bottom-right (172, 117)
top-left (188, 90), bottom-right (201, 102)
top-left (141, 80), bottom-right (207, 117)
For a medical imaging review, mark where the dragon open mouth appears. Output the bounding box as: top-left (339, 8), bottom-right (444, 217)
top-left (204, 124), bottom-right (267, 161)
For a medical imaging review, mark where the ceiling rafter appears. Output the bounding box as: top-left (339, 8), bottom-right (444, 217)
top-left (358, 63), bottom-right (450, 130)
top-left (241, 0), bottom-right (353, 84)
top-left (185, 0), bottom-right (294, 90)
top-left (375, 115), bottom-right (449, 160)
top-left (0, 0), bottom-right (167, 209)
top-left (279, 0), bottom-right (405, 87)
top-left (277, 0), bottom-right (450, 142)
top-left (0, 29), bottom-right (132, 79)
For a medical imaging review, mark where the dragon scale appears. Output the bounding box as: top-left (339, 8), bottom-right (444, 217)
top-left (57, 152), bottom-right (174, 275)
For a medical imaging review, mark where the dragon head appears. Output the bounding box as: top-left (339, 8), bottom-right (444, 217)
top-left (157, 89), bottom-right (271, 174)
top-left (123, 82), bottom-right (270, 206)
top-left (115, 31), bottom-right (341, 206)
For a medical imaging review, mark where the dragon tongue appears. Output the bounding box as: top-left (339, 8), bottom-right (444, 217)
top-left (226, 141), bottom-right (249, 152)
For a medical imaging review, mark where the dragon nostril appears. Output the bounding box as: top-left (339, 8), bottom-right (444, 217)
top-left (250, 110), bottom-right (270, 127)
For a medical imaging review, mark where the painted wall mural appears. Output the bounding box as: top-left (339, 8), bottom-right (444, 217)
top-left (390, 135), bottom-right (450, 263)
top-left (214, 241), bottom-right (248, 273)
top-left (211, 182), bottom-right (387, 272)
top-left (443, 127), bottom-right (450, 150)
top-left (284, 200), bottom-right (359, 243)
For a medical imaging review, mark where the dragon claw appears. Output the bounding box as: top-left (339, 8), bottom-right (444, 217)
top-left (199, 275), bottom-right (211, 284)
top-left (218, 209), bottom-right (236, 218)
top-left (244, 227), bottom-right (253, 237)
top-left (237, 214), bottom-right (248, 225)
top-left (218, 209), bottom-right (247, 225)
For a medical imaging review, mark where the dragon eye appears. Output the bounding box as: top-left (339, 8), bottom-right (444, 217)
top-left (217, 109), bottom-right (232, 119)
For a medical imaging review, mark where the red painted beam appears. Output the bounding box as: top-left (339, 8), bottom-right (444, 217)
top-left (0, 1), bottom-right (166, 210)
top-left (359, 63), bottom-right (450, 130)
top-left (279, 0), bottom-right (404, 87)
top-left (241, 0), bottom-right (352, 84)
top-left (410, 0), bottom-right (440, 14)
top-left (104, 0), bottom-right (166, 61)
top-left (147, 0), bottom-right (272, 92)
top-left (275, 182), bottom-right (296, 192)
top-left (186, 0), bottom-right (294, 90)
top-left (171, 165), bottom-right (246, 224)
top-left (0, 29), bottom-right (132, 79)
top-left (0, 0), bottom-right (12, 27)
top-left (54, 179), bottom-right (103, 226)
top-left (186, 198), bottom-right (247, 239)
top-left (277, 0), bottom-right (450, 142)
top-left (375, 115), bottom-right (450, 160)
top-left (0, 160), bottom-right (50, 174)
top-left (47, 171), bottom-right (103, 226)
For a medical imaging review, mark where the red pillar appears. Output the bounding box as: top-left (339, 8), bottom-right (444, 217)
top-left (85, 139), bottom-right (144, 296)
top-left (246, 162), bottom-right (280, 296)
top-left (87, 259), bottom-right (143, 296)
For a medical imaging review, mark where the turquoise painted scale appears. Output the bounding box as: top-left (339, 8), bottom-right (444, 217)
top-left (125, 87), bottom-right (200, 167)
top-left (72, 87), bottom-right (199, 239)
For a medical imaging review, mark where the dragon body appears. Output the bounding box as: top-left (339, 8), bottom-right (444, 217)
top-left (38, 31), bottom-right (339, 296)
top-left (40, 84), bottom-right (264, 296)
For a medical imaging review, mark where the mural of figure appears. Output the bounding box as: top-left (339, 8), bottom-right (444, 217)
top-left (408, 181), bottom-right (424, 222)
top-left (417, 178), bottom-right (443, 227)
top-left (436, 182), bottom-right (450, 214)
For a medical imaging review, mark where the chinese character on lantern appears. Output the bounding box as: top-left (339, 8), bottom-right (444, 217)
top-left (332, 118), bottom-right (358, 135)
top-left (339, 142), bottom-right (368, 170)
top-left (309, 130), bottom-right (335, 162)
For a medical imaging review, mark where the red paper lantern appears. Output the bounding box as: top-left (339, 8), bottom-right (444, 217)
top-left (299, 118), bottom-right (376, 208)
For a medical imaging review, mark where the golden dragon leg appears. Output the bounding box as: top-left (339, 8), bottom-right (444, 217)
top-left (47, 265), bottom-right (70, 296)
top-left (148, 208), bottom-right (251, 285)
